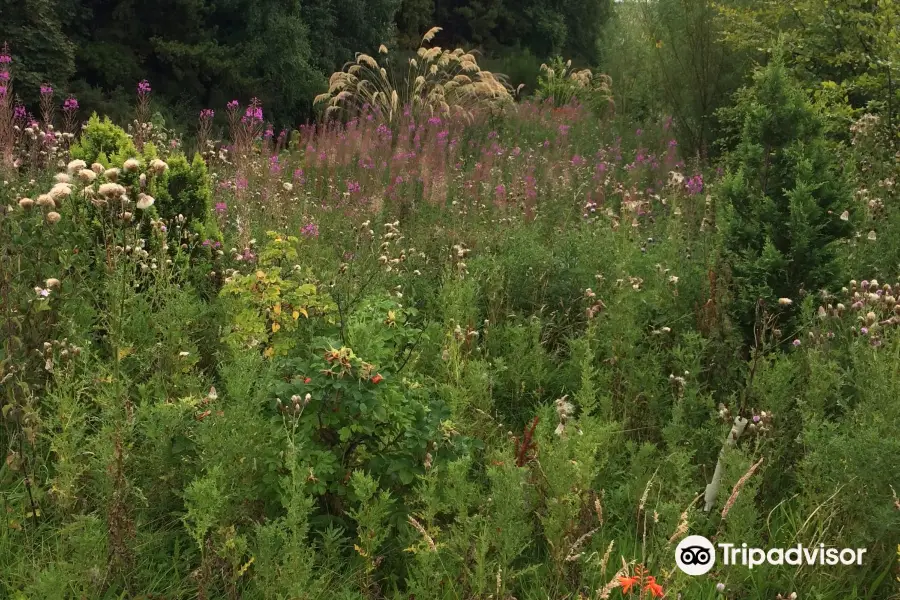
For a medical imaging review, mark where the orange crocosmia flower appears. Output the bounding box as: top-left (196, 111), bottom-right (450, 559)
top-left (618, 575), bottom-right (639, 594)
top-left (304, 377), bottom-right (311, 384)
top-left (644, 576), bottom-right (664, 598)
top-left (371, 374), bottom-right (384, 384)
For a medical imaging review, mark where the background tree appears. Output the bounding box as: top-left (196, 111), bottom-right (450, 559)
top-left (716, 0), bottom-right (900, 147)
top-left (0, 0), bottom-right (75, 98)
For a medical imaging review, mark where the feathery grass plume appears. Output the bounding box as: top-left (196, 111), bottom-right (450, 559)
top-left (597, 558), bottom-right (631, 599)
top-left (314, 26), bottom-right (513, 123)
top-left (597, 540), bottom-right (614, 575)
top-left (721, 456), bottom-right (764, 520)
top-left (667, 493), bottom-right (703, 545)
top-left (407, 515), bottom-right (436, 551)
top-left (594, 490), bottom-right (604, 525)
top-left (565, 527), bottom-right (599, 562)
top-left (536, 56), bottom-right (613, 108)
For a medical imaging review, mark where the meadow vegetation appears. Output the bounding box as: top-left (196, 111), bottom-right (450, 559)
top-left (1, 3), bottom-right (900, 600)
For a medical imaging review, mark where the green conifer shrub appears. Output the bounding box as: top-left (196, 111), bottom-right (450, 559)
top-left (719, 52), bottom-right (853, 341)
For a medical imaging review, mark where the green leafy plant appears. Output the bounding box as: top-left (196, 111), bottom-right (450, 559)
top-left (68, 113), bottom-right (138, 166)
top-left (719, 52), bottom-right (853, 340)
top-left (219, 232), bottom-right (336, 357)
top-left (148, 152), bottom-right (215, 234)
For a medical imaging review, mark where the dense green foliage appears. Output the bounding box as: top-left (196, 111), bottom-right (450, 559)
top-left (1, 1), bottom-right (899, 599)
top-left (0, 0), bottom-right (613, 127)
top-left (720, 54), bottom-right (854, 340)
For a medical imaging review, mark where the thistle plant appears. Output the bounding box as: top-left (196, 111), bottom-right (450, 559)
top-left (197, 108), bottom-right (214, 155)
top-left (314, 27), bottom-right (513, 123)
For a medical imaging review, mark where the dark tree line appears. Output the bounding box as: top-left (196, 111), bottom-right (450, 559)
top-left (0, 0), bottom-right (613, 128)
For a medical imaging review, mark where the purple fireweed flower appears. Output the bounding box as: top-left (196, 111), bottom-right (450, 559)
top-left (685, 174), bottom-right (703, 195)
top-left (571, 155), bottom-right (585, 166)
top-left (495, 184), bottom-right (506, 200)
top-left (301, 222), bottom-right (319, 237)
top-left (243, 106), bottom-right (263, 122)
top-left (668, 139), bottom-right (678, 148)
top-left (635, 128), bottom-right (643, 136)
top-left (40, 84), bottom-right (53, 95)
top-left (13, 105), bottom-right (25, 119)
top-left (63, 96), bottom-right (78, 112)
top-left (227, 100), bottom-right (239, 110)
top-left (235, 177), bottom-right (248, 190)
top-left (346, 180), bottom-right (361, 194)
top-left (137, 79), bottom-right (151, 94)
top-left (0, 54), bottom-right (11, 64)
top-left (558, 124), bottom-right (570, 135)
top-left (0, 71), bottom-right (9, 81)
top-left (200, 108), bottom-right (215, 119)
top-left (264, 126), bottom-right (274, 139)
top-left (427, 116), bottom-right (442, 126)
top-left (214, 202), bottom-right (227, 215)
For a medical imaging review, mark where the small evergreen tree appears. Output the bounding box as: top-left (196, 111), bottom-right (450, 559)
top-left (720, 51), bottom-right (853, 342)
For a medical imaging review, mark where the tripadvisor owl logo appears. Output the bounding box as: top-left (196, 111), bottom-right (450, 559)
top-left (675, 535), bottom-right (716, 575)
top-left (674, 535), bottom-right (868, 575)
